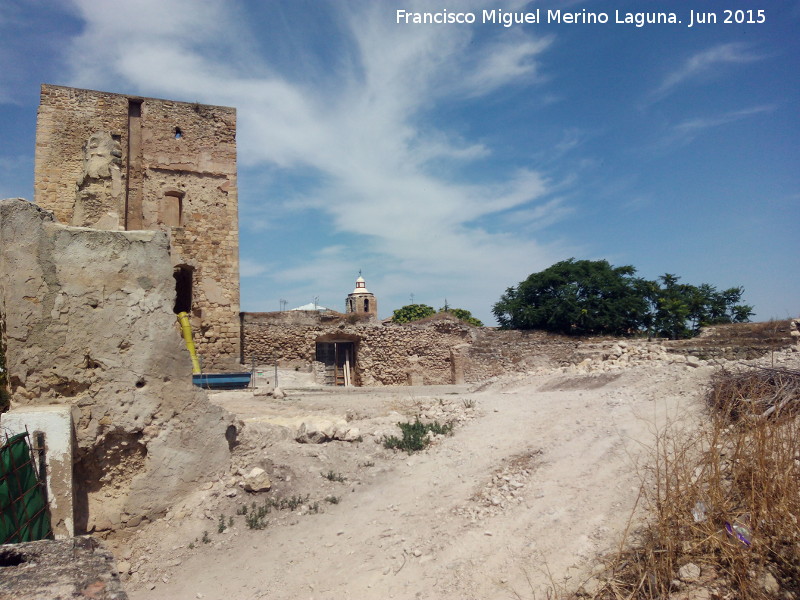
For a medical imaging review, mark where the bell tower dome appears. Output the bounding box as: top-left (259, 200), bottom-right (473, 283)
top-left (345, 273), bottom-right (378, 319)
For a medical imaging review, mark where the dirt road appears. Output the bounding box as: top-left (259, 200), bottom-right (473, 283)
top-left (121, 361), bottom-right (726, 600)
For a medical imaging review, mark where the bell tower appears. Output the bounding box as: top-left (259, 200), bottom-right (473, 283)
top-left (345, 273), bottom-right (378, 319)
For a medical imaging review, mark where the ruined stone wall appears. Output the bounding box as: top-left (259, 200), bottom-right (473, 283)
top-left (0, 199), bottom-right (235, 533)
top-left (243, 312), bottom-right (475, 385)
top-left (357, 318), bottom-right (476, 385)
top-left (34, 86), bottom-right (129, 223)
top-left (465, 329), bottom-right (578, 381)
top-left (662, 320), bottom-right (796, 361)
top-left (242, 310), bottom-right (350, 365)
top-left (242, 312), bottom-right (578, 385)
top-left (243, 311), bottom-right (798, 387)
top-left (34, 85), bottom-right (239, 369)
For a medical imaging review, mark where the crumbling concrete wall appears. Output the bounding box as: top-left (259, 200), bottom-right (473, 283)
top-left (242, 311), bottom-right (578, 385)
top-left (0, 199), bottom-right (236, 533)
top-left (34, 84), bottom-right (240, 369)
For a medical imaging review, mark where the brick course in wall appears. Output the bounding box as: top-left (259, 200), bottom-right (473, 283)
top-left (34, 85), bottom-right (239, 369)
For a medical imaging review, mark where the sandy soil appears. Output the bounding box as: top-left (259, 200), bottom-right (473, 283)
top-left (113, 350), bottom-right (798, 600)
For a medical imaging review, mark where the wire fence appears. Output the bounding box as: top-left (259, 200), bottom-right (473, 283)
top-left (0, 429), bottom-right (53, 543)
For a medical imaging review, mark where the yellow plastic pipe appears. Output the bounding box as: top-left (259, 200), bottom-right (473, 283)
top-left (177, 311), bottom-right (202, 374)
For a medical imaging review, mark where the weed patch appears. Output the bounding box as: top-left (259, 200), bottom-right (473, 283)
top-left (322, 470), bottom-right (346, 482)
top-left (383, 418), bottom-right (454, 453)
top-left (245, 503), bottom-right (269, 530)
top-left (241, 494), bottom-right (313, 530)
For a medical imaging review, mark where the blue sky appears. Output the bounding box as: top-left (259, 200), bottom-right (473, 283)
top-left (1, 0), bottom-right (798, 324)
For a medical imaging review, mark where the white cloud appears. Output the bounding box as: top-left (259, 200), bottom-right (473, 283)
top-left (652, 43), bottom-right (763, 100)
top-left (668, 105), bottom-right (775, 145)
top-left (62, 0), bottom-right (573, 320)
top-left (462, 34), bottom-right (552, 97)
top-left (239, 258), bottom-right (270, 278)
top-left (503, 197), bottom-right (573, 231)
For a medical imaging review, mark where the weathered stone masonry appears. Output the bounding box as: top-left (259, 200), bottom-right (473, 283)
top-left (242, 311), bottom-right (578, 385)
top-left (34, 84), bottom-right (239, 369)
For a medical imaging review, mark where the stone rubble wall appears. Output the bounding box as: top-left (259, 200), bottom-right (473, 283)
top-left (244, 312), bottom-right (800, 388)
top-left (463, 329), bottom-right (578, 381)
top-left (34, 85), bottom-right (239, 370)
top-left (663, 319), bottom-right (797, 361)
top-left (34, 86), bottom-right (130, 223)
top-left (556, 324), bottom-right (798, 374)
top-left (571, 340), bottom-right (678, 372)
top-left (0, 199), bottom-right (235, 533)
top-left (242, 312), bottom-right (579, 385)
top-left (243, 312), bottom-right (475, 386)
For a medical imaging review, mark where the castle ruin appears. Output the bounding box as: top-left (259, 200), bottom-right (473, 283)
top-left (0, 84), bottom-right (244, 535)
top-left (34, 84), bottom-right (240, 370)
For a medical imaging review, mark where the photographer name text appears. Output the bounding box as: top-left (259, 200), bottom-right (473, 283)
top-left (396, 8), bottom-right (767, 28)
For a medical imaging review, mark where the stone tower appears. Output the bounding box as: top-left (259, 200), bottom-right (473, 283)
top-left (33, 84), bottom-right (240, 369)
top-left (345, 274), bottom-right (378, 319)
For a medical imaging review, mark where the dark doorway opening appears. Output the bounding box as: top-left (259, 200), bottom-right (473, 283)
top-left (315, 341), bottom-right (356, 386)
top-left (173, 266), bottom-right (193, 314)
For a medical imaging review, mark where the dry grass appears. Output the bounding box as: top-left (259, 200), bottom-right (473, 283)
top-left (697, 320), bottom-right (791, 344)
top-left (744, 320), bottom-right (792, 341)
top-left (591, 366), bottom-right (800, 600)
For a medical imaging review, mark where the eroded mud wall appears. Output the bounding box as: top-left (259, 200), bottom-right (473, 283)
top-left (0, 199), bottom-right (235, 532)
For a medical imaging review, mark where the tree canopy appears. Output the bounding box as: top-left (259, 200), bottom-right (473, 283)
top-left (439, 307), bottom-right (483, 327)
top-left (492, 259), bottom-right (753, 338)
top-left (391, 303), bottom-right (484, 327)
top-left (391, 304), bottom-right (436, 323)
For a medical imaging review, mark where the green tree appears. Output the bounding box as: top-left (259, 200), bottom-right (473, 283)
top-left (650, 276), bottom-right (753, 339)
top-left (439, 307), bottom-right (483, 327)
top-left (493, 259), bottom-right (753, 338)
top-left (391, 304), bottom-right (436, 324)
top-left (492, 259), bottom-right (650, 336)
top-left (653, 273), bottom-right (693, 339)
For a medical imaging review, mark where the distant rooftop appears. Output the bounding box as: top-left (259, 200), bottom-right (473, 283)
top-left (290, 303), bottom-right (331, 312)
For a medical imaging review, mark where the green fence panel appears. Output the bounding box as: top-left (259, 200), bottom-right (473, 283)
top-left (0, 432), bottom-right (53, 543)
